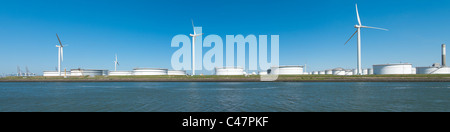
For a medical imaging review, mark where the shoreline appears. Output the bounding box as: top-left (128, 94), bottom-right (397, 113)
top-left (2, 75), bottom-right (450, 82)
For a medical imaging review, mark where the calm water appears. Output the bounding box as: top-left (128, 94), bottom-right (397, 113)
top-left (0, 82), bottom-right (449, 112)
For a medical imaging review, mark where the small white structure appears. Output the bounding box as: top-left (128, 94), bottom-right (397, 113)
top-left (373, 63), bottom-right (413, 75)
top-left (352, 69), bottom-right (357, 75)
top-left (215, 67), bottom-right (244, 75)
top-left (411, 67), bottom-right (416, 74)
top-left (345, 70), bottom-right (353, 76)
top-left (70, 69), bottom-right (106, 77)
top-left (363, 69), bottom-right (368, 75)
top-left (332, 68), bottom-right (346, 76)
top-left (270, 66), bottom-right (304, 75)
top-left (325, 70), bottom-right (333, 75)
top-left (109, 71), bottom-right (133, 76)
top-left (133, 68), bottom-right (168, 75)
top-left (312, 71), bottom-right (318, 75)
top-left (368, 68), bottom-right (374, 75)
top-left (168, 70), bottom-right (186, 75)
top-left (258, 71), bottom-right (268, 75)
top-left (319, 71), bottom-right (325, 75)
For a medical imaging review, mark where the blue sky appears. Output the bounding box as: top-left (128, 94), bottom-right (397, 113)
top-left (1, 0), bottom-right (450, 75)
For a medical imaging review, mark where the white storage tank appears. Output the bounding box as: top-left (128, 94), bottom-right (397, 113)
top-left (215, 67), bottom-right (244, 75)
top-left (109, 71), bottom-right (133, 76)
top-left (168, 70), bottom-right (186, 75)
top-left (416, 67), bottom-right (450, 74)
top-left (325, 70), bottom-right (333, 75)
top-left (352, 69), bottom-right (357, 75)
top-left (368, 68), bottom-right (374, 75)
top-left (373, 63), bottom-right (413, 75)
top-left (312, 71), bottom-right (318, 75)
top-left (332, 68), bottom-right (346, 76)
top-left (70, 69), bottom-right (105, 76)
top-left (270, 66), bottom-right (304, 75)
top-left (363, 69), bottom-right (368, 75)
top-left (411, 67), bottom-right (416, 74)
top-left (319, 71), bottom-right (325, 75)
top-left (133, 68), bottom-right (168, 75)
top-left (345, 70), bottom-right (353, 76)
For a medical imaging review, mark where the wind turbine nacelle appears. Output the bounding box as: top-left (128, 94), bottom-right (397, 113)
top-left (354, 25), bottom-right (361, 28)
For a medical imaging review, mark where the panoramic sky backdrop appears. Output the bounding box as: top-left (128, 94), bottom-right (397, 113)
top-left (1, 0), bottom-right (450, 75)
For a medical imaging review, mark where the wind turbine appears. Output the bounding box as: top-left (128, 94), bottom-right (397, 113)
top-left (114, 54), bottom-right (119, 71)
top-left (189, 19), bottom-right (204, 76)
top-left (344, 4), bottom-right (388, 75)
top-left (56, 33), bottom-right (66, 76)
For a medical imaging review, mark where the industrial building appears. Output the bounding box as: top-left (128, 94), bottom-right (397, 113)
top-left (133, 68), bottom-right (168, 75)
top-left (269, 66), bottom-right (304, 75)
top-left (416, 44), bottom-right (450, 74)
top-left (215, 67), bottom-right (244, 75)
top-left (373, 63), bottom-right (413, 75)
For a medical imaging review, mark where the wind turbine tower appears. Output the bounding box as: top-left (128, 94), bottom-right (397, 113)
top-left (56, 33), bottom-right (66, 76)
top-left (189, 20), bottom-right (204, 76)
top-left (114, 54), bottom-right (119, 71)
top-left (344, 4), bottom-right (388, 75)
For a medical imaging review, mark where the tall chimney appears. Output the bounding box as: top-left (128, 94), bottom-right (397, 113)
top-left (442, 44), bottom-right (446, 67)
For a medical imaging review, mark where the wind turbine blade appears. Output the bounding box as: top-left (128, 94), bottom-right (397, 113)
top-left (191, 19), bottom-right (196, 34)
top-left (56, 33), bottom-right (63, 47)
top-left (356, 4), bottom-right (362, 26)
top-left (362, 26), bottom-right (388, 31)
top-left (344, 30), bottom-right (358, 45)
top-left (117, 62), bottom-right (119, 66)
top-left (194, 33), bottom-right (204, 37)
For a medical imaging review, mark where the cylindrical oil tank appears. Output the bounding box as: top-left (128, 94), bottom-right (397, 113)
top-left (312, 71), bottom-right (318, 75)
top-left (215, 67), bottom-right (244, 75)
top-left (345, 70), bottom-right (353, 76)
top-left (332, 68), bottom-right (346, 75)
top-left (373, 63), bottom-right (413, 75)
top-left (168, 70), bottom-right (186, 75)
top-left (352, 69), bottom-right (357, 75)
top-left (410, 67), bottom-right (416, 74)
top-left (109, 71), bottom-right (133, 76)
top-left (325, 70), bottom-right (333, 75)
top-left (133, 68), bottom-right (168, 75)
top-left (363, 69), bottom-right (368, 75)
top-left (270, 66), bottom-right (304, 75)
top-left (70, 69), bottom-right (105, 76)
top-left (368, 68), bottom-right (374, 75)
top-left (416, 67), bottom-right (450, 74)
top-left (319, 71), bottom-right (325, 75)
